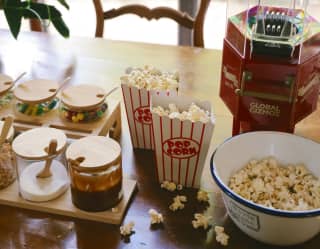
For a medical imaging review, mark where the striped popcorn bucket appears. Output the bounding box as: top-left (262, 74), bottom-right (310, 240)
top-left (151, 94), bottom-right (215, 188)
top-left (121, 84), bottom-right (177, 149)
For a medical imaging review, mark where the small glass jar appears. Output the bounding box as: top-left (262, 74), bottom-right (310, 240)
top-left (0, 74), bottom-right (14, 109)
top-left (60, 85), bottom-right (108, 123)
top-left (0, 120), bottom-right (15, 190)
top-left (66, 136), bottom-right (122, 212)
top-left (12, 127), bottom-right (68, 202)
top-left (13, 79), bottom-right (59, 116)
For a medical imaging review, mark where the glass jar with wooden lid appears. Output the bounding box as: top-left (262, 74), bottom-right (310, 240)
top-left (66, 136), bottom-right (122, 212)
top-left (13, 79), bottom-right (59, 116)
top-left (0, 116), bottom-right (15, 190)
top-left (0, 74), bottom-right (14, 109)
top-left (12, 127), bottom-right (69, 202)
top-left (59, 85), bottom-right (108, 123)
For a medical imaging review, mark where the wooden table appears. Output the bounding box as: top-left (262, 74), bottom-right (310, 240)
top-left (0, 29), bottom-right (319, 249)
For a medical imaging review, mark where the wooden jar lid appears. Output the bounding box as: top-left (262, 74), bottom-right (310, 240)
top-left (66, 136), bottom-right (121, 172)
top-left (61, 85), bottom-right (106, 111)
top-left (0, 74), bottom-right (13, 95)
top-left (0, 120), bottom-right (14, 141)
top-left (13, 79), bottom-right (59, 104)
top-left (12, 127), bottom-right (67, 160)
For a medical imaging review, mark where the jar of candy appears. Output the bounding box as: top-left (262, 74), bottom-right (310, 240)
top-left (60, 85), bottom-right (108, 123)
top-left (13, 79), bottom-right (59, 116)
top-left (12, 127), bottom-right (69, 202)
top-left (0, 74), bottom-right (14, 109)
top-left (0, 118), bottom-right (15, 190)
top-left (66, 136), bottom-right (122, 211)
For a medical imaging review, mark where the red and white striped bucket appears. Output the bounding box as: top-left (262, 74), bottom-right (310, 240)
top-left (151, 94), bottom-right (215, 188)
top-left (121, 84), bottom-right (177, 149)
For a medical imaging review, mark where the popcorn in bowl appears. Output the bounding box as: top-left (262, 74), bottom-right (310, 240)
top-left (210, 131), bottom-right (320, 246)
top-left (121, 65), bottom-right (179, 90)
top-left (229, 157), bottom-right (320, 211)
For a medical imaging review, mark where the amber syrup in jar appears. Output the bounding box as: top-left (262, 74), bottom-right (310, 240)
top-left (66, 136), bottom-right (123, 212)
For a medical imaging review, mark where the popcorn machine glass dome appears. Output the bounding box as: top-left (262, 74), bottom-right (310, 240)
top-left (220, 0), bottom-right (320, 135)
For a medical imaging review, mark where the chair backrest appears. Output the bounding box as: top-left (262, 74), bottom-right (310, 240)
top-left (93, 0), bottom-right (210, 47)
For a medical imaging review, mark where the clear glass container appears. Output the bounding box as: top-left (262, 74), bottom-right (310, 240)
top-left (0, 120), bottom-right (15, 190)
top-left (59, 84), bottom-right (108, 123)
top-left (0, 74), bottom-right (14, 109)
top-left (12, 127), bottom-right (68, 202)
top-left (226, 0), bottom-right (315, 59)
top-left (0, 142), bottom-right (16, 190)
top-left (13, 79), bottom-right (60, 116)
top-left (15, 97), bottom-right (59, 116)
top-left (60, 101), bottom-right (108, 123)
top-left (66, 136), bottom-right (122, 212)
top-left (0, 91), bottom-right (13, 109)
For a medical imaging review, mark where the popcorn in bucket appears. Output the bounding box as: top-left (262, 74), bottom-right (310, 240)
top-left (121, 66), bottom-right (179, 149)
top-left (151, 94), bottom-right (215, 188)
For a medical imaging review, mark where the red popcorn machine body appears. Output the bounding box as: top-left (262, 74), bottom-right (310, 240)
top-left (220, 0), bottom-right (320, 135)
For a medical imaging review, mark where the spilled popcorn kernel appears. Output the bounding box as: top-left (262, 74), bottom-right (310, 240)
top-left (215, 226), bottom-right (230, 246)
top-left (177, 184), bottom-right (183, 191)
top-left (148, 209), bottom-right (164, 225)
top-left (120, 221), bottom-right (135, 236)
top-left (160, 181), bottom-right (176, 191)
top-left (169, 195), bottom-right (187, 211)
top-left (191, 213), bottom-right (212, 229)
top-left (197, 190), bottom-right (209, 203)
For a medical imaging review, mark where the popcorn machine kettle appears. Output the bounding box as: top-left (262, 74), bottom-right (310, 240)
top-left (220, 0), bottom-right (320, 135)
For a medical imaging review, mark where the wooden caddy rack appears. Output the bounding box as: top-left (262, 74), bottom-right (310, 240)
top-left (0, 97), bottom-right (121, 139)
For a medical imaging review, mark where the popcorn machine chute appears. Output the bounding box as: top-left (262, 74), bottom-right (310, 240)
top-left (220, 0), bottom-right (320, 135)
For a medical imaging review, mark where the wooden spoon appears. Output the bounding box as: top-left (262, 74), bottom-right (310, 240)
top-left (49, 76), bottom-right (72, 95)
top-left (96, 86), bottom-right (119, 99)
top-left (0, 116), bottom-right (13, 146)
top-left (36, 139), bottom-right (58, 178)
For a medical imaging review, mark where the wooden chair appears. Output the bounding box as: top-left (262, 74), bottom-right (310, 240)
top-left (93, 0), bottom-right (210, 47)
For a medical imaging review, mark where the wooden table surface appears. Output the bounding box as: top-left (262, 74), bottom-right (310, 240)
top-left (0, 29), bottom-right (320, 249)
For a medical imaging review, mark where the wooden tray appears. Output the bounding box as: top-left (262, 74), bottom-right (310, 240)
top-left (0, 178), bottom-right (136, 225)
top-left (0, 98), bottom-right (121, 139)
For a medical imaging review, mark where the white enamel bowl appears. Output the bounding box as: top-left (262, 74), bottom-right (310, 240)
top-left (210, 131), bottom-right (320, 246)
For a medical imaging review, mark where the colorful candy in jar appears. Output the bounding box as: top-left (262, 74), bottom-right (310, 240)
top-left (14, 79), bottom-right (60, 116)
top-left (60, 85), bottom-right (108, 123)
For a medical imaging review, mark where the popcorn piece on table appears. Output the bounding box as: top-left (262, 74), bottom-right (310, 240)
top-left (177, 184), bottom-right (183, 191)
top-left (152, 103), bottom-right (210, 123)
top-left (120, 221), bottom-right (135, 236)
top-left (197, 189), bottom-right (209, 203)
top-left (192, 213), bottom-right (212, 229)
top-left (160, 180), bottom-right (176, 191)
top-left (120, 65), bottom-right (179, 90)
top-left (148, 209), bottom-right (164, 225)
top-left (169, 195), bottom-right (187, 211)
top-left (215, 226), bottom-right (230, 246)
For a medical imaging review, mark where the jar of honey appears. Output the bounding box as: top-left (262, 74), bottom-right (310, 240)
top-left (60, 85), bottom-right (108, 123)
top-left (0, 74), bottom-right (14, 109)
top-left (66, 136), bottom-right (122, 212)
top-left (13, 79), bottom-right (59, 116)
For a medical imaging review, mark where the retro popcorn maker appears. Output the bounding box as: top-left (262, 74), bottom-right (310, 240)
top-left (220, 0), bottom-right (320, 135)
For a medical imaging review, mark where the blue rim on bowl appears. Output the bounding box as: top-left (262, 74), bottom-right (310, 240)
top-left (210, 131), bottom-right (320, 218)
